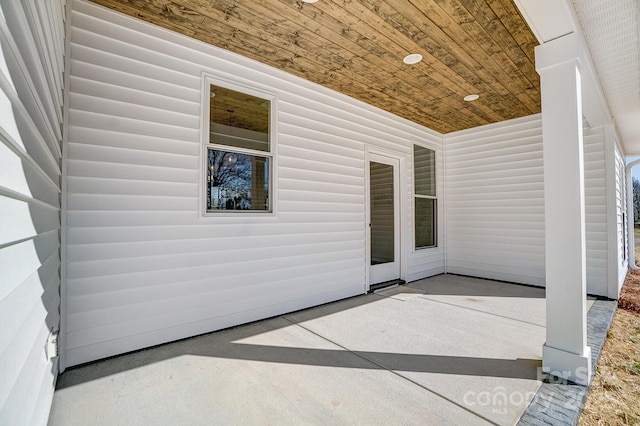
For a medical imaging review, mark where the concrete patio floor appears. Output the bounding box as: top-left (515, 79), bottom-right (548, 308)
top-left (48, 274), bottom-right (590, 425)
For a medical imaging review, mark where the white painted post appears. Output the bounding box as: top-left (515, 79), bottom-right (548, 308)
top-left (536, 33), bottom-right (592, 385)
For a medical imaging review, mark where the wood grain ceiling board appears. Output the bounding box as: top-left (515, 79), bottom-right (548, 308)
top-left (89, 0), bottom-right (541, 134)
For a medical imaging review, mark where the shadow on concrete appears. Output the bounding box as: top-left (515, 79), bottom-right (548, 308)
top-left (57, 338), bottom-right (542, 389)
top-left (405, 274), bottom-right (546, 299)
top-left (56, 275), bottom-right (543, 390)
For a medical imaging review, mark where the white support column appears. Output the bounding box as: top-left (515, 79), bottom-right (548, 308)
top-left (536, 33), bottom-right (592, 385)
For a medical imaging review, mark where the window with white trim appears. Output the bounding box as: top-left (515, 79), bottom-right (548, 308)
top-left (205, 81), bottom-right (274, 213)
top-left (414, 144), bottom-right (437, 248)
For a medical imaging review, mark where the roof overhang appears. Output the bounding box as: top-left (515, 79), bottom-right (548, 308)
top-left (516, 0), bottom-right (640, 155)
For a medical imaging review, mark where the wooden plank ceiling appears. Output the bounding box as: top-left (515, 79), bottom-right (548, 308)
top-left (90, 0), bottom-right (541, 134)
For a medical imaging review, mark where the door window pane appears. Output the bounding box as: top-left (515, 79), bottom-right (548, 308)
top-left (370, 162), bottom-right (394, 264)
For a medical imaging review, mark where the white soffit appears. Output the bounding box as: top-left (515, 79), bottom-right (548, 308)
top-left (572, 0), bottom-right (640, 155)
top-left (517, 0), bottom-right (640, 155)
top-left (514, 0), bottom-right (575, 42)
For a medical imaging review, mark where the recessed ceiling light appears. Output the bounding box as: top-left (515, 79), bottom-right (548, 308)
top-left (403, 53), bottom-right (423, 65)
top-left (464, 94), bottom-right (479, 102)
top-left (302, 0), bottom-right (318, 3)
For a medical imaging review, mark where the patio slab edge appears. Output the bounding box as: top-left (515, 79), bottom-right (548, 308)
top-left (517, 298), bottom-right (617, 426)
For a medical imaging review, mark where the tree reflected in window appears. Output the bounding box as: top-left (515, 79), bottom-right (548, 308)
top-left (207, 149), bottom-right (269, 211)
top-left (204, 82), bottom-right (273, 214)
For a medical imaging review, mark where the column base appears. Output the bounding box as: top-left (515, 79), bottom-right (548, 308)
top-left (542, 344), bottom-right (592, 385)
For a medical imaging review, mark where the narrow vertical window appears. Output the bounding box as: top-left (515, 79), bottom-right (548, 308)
top-left (206, 83), bottom-right (273, 213)
top-left (414, 145), bottom-right (437, 248)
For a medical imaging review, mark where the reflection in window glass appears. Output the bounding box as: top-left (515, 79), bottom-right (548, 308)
top-left (205, 81), bottom-right (273, 214)
top-left (207, 149), bottom-right (270, 211)
top-left (209, 85), bottom-right (270, 152)
top-left (414, 145), bottom-right (436, 197)
top-left (370, 162), bottom-right (395, 264)
top-left (415, 198), bottom-right (436, 248)
top-left (414, 144), bottom-right (437, 248)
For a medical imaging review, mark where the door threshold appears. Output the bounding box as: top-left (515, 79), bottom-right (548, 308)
top-left (368, 279), bottom-right (406, 293)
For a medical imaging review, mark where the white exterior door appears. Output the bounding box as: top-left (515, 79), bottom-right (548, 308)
top-left (368, 153), bottom-right (401, 285)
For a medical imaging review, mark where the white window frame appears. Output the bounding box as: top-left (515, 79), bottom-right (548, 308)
top-left (413, 142), bottom-right (438, 249)
top-left (200, 73), bottom-right (278, 217)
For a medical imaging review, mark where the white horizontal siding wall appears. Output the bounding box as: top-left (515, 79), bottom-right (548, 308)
top-left (64, 0), bottom-right (444, 367)
top-left (445, 115), bottom-right (545, 286)
top-left (0, 0), bottom-right (65, 424)
top-left (614, 141), bottom-right (627, 294)
top-left (445, 114), bottom-right (611, 296)
top-left (583, 126), bottom-right (608, 295)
